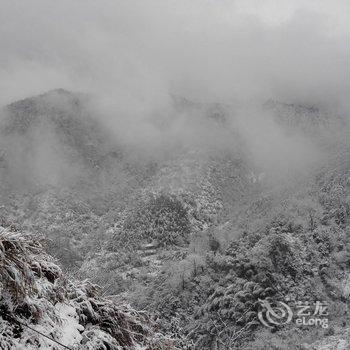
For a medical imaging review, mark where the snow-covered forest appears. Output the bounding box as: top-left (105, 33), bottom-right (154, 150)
top-left (2, 1), bottom-right (350, 349)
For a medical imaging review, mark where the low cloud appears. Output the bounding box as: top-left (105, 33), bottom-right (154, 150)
top-left (0, 0), bottom-right (349, 182)
top-left (1, 0), bottom-right (350, 108)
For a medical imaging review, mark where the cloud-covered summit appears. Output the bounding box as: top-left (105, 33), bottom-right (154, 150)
top-left (1, 0), bottom-right (350, 112)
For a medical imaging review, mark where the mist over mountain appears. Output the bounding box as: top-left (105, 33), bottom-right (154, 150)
top-left (2, 1), bottom-right (350, 349)
top-left (1, 87), bottom-right (350, 350)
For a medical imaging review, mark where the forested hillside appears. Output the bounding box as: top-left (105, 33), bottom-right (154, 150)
top-left (1, 89), bottom-right (350, 349)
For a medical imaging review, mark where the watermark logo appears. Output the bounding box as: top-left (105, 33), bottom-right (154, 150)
top-left (258, 299), bottom-right (329, 329)
top-left (258, 299), bottom-right (293, 328)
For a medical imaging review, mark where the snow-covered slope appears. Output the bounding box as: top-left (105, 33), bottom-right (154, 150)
top-left (2, 90), bottom-right (350, 349)
top-left (0, 227), bottom-right (178, 349)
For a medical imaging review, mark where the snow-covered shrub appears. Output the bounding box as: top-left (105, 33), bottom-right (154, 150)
top-left (0, 227), bottom-right (179, 350)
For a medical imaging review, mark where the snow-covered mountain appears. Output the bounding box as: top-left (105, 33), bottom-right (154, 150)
top-left (1, 90), bottom-right (350, 349)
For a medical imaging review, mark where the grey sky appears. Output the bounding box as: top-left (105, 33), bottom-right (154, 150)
top-left (1, 0), bottom-right (350, 110)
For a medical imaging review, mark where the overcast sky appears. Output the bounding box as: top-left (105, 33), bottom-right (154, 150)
top-left (1, 0), bottom-right (350, 110)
